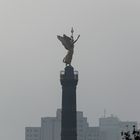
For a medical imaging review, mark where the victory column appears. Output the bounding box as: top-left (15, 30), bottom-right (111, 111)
top-left (57, 28), bottom-right (80, 140)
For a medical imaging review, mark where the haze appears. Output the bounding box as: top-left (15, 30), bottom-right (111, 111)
top-left (0, 0), bottom-right (140, 140)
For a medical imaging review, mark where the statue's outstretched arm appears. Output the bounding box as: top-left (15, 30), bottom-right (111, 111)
top-left (73, 35), bottom-right (80, 44)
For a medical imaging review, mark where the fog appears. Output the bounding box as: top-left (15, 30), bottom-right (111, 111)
top-left (0, 0), bottom-right (140, 140)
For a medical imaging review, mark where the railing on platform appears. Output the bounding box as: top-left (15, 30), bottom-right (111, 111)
top-left (60, 71), bottom-right (78, 80)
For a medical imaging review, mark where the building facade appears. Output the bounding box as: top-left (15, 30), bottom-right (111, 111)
top-left (25, 109), bottom-right (99, 140)
top-left (25, 127), bottom-right (41, 140)
top-left (85, 127), bottom-right (100, 140)
top-left (25, 111), bottom-right (138, 140)
top-left (99, 115), bottom-right (137, 140)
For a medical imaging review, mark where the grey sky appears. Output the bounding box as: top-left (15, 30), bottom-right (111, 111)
top-left (0, 0), bottom-right (140, 140)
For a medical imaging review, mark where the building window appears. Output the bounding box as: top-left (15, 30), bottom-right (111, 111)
top-left (34, 134), bottom-right (38, 137)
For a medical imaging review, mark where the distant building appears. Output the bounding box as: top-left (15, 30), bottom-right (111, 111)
top-left (99, 115), bottom-right (137, 140)
top-left (25, 127), bottom-right (41, 140)
top-left (99, 115), bottom-right (121, 140)
top-left (25, 109), bottom-right (100, 140)
top-left (41, 117), bottom-right (60, 140)
top-left (41, 110), bottom-right (61, 140)
top-left (77, 110), bottom-right (89, 140)
top-left (85, 127), bottom-right (100, 140)
top-left (40, 109), bottom-right (96, 140)
top-left (25, 110), bottom-right (138, 140)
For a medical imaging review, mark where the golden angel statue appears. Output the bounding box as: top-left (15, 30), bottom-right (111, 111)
top-left (57, 28), bottom-right (80, 66)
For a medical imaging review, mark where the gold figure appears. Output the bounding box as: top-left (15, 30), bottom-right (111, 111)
top-left (57, 28), bottom-right (80, 66)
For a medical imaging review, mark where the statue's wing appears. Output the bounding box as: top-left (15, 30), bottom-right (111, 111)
top-left (63, 34), bottom-right (71, 41)
top-left (57, 35), bottom-right (70, 50)
top-left (63, 35), bottom-right (74, 48)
